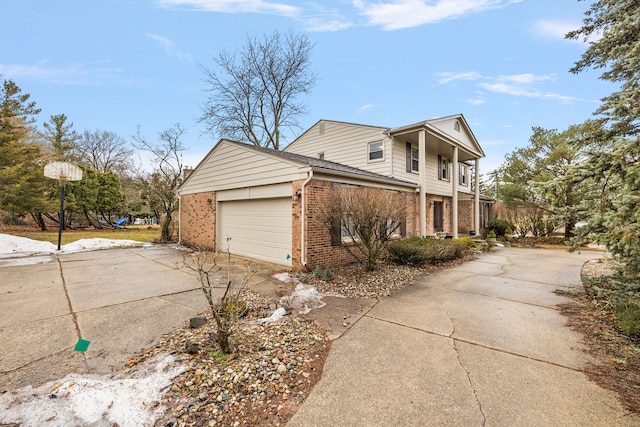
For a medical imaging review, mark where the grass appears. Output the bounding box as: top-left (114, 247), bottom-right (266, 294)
top-left (2, 225), bottom-right (161, 245)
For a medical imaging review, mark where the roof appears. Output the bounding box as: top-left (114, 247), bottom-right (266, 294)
top-left (226, 140), bottom-right (418, 188)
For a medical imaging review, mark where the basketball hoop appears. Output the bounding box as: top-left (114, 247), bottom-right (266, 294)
top-left (44, 162), bottom-right (83, 250)
top-left (44, 161), bottom-right (83, 182)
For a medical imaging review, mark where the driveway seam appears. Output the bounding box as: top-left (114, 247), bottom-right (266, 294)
top-left (57, 257), bottom-right (82, 341)
top-left (365, 314), bottom-right (590, 374)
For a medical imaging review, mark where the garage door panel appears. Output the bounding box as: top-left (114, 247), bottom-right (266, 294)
top-left (218, 198), bottom-right (292, 266)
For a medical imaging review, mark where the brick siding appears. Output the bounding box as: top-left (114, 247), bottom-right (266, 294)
top-left (180, 192), bottom-right (216, 250)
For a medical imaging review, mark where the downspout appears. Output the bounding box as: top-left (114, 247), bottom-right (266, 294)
top-left (300, 170), bottom-right (314, 267)
top-left (177, 193), bottom-right (182, 244)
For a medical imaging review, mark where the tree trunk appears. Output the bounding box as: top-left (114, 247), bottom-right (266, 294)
top-left (161, 213), bottom-right (172, 241)
top-left (564, 222), bottom-right (575, 240)
top-left (30, 212), bottom-right (47, 231)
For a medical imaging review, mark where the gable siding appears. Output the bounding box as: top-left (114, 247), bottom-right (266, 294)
top-left (429, 117), bottom-right (482, 157)
top-left (285, 121), bottom-right (391, 177)
top-left (180, 142), bottom-right (305, 195)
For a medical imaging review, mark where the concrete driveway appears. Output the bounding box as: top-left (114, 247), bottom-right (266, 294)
top-left (288, 247), bottom-right (640, 426)
top-left (0, 245), bottom-right (282, 390)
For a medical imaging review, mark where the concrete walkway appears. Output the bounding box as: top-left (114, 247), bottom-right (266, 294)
top-left (0, 245), bottom-right (282, 390)
top-left (288, 247), bottom-right (639, 426)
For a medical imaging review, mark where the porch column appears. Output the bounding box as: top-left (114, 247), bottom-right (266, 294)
top-left (475, 158), bottom-right (480, 234)
top-left (418, 129), bottom-right (427, 236)
top-left (452, 146), bottom-right (459, 238)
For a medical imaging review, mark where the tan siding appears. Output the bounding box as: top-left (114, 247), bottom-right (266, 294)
top-left (429, 117), bottom-right (482, 157)
top-left (180, 142), bottom-right (305, 195)
top-left (285, 121), bottom-right (392, 176)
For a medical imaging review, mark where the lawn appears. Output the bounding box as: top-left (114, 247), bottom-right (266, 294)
top-left (2, 225), bottom-right (161, 245)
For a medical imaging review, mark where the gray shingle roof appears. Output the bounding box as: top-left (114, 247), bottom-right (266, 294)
top-left (227, 140), bottom-right (417, 188)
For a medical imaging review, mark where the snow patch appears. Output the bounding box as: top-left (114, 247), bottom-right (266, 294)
top-left (272, 272), bottom-right (292, 283)
top-left (0, 355), bottom-right (182, 427)
top-left (0, 233), bottom-right (145, 264)
top-left (256, 307), bottom-right (288, 325)
top-left (283, 283), bottom-right (326, 314)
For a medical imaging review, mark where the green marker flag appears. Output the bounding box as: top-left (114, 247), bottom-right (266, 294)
top-left (578, 251), bottom-right (581, 255)
top-left (286, 254), bottom-right (291, 260)
top-left (74, 338), bottom-right (90, 352)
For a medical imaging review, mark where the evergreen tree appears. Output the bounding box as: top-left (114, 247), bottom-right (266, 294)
top-left (567, 0), bottom-right (640, 278)
top-left (43, 113), bottom-right (79, 161)
top-left (0, 79), bottom-right (50, 226)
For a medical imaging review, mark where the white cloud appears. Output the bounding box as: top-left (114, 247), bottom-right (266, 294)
top-left (436, 71), bottom-right (482, 85)
top-left (357, 103), bottom-right (377, 113)
top-left (156, 0), bottom-right (300, 17)
top-left (532, 19), bottom-right (579, 41)
top-left (352, 0), bottom-right (522, 31)
top-left (467, 98), bottom-right (486, 106)
top-left (0, 60), bottom-right (122, 85)
top-left (145, 33), bottom-right (194, 62)
top-left (438, 70), bottom-right (587, 104)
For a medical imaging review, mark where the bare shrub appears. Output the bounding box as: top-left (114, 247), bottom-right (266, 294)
top-left (317, 186), bottom-right (406, 271)
top-left (181, 246), bottom-right (256, 353)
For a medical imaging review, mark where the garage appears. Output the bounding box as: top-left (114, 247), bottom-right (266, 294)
top-left (217, 197), bottom-right (292, 266)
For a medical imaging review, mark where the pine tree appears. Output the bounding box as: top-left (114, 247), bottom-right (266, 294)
top-left (567, 0), bottom-right (640, 278)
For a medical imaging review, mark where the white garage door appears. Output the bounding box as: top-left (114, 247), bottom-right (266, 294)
top-left (218, 198), bottom-right (292, 266)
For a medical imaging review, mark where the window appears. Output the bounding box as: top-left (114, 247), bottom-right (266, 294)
top-left (405, 142), bottom-right (419, 173)
top-left (368, 141), bottom-right (384, 161)
top-left (318, 152), bottom-right (325, 160)
top-left (341, 218), bottom-right (356, 240)
top-left (459, 164), bottom-right (468, 186)
top-left (438, 155), bottom-right (450, 181)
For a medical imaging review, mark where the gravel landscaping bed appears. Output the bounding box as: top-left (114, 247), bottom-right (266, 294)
top-left (123, 256), bottom-right (475, 427)
top-left (124, 290), bottom-right (328, 427)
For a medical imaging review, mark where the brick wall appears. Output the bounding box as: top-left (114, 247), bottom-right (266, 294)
top-left (298, 179), bottom-right (351, 270)
top-left (180, 192), bottom-right (216, 249)
top-left (458, 200), bottom-right (475, 234)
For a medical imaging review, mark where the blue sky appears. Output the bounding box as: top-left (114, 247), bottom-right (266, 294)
top-left (2, 0), bottom-right (613, 173)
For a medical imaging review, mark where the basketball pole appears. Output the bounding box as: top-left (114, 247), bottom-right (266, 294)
top-left (57, 179), bottom-right (66, 250)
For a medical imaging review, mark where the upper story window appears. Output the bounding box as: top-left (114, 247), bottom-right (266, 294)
top-left (368, 141), bottom-right (384, 161)
top-left (318, 152), bottom-right (325, 160)
top-left (438, 155), bottom-right (450, 181)
top-left (406, 142), bottom-right (419, 173)
top-left (459, 164), bottom-right (468, 186)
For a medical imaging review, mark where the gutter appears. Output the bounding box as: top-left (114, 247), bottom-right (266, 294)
top-left (300, 170), bottom-right (314, 267)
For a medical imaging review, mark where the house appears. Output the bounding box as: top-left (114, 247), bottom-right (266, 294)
top-left (178, 114), bottom-right (492, 270)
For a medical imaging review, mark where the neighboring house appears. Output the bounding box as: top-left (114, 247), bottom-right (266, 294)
top-left (178, 114), bottom-right (492, 270)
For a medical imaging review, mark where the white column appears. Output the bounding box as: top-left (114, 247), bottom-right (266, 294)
top-left (419, 129), bottom-right (427, 237)
top-left (475, 158), bottom-right (480, 234)
top-left (452, 146), bottom-right (459, 238)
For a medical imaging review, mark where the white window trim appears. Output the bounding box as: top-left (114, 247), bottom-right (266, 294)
top-left (410, 144), bottom-right (419, 173)
top-left (459, 163), bottom-right (468, 186)
top-left (368, 141), bottom-right (384, 162)
top-left (438, 155), bottom-right (450, 181)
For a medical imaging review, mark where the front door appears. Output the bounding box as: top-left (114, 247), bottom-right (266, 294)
top-left (433, 201), bottom-right (443, 233)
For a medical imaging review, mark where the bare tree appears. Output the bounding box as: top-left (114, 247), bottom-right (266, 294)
top-left (181, 245), bottom-right (256, 354)
top-left (200, 30), bottom-right (316, 150)
top-left (318, 187), bottom-right (406, 271)
top-left (77, 129), bottom-right (134, 175)
top-left (133, 124), bottom-right (185, 241)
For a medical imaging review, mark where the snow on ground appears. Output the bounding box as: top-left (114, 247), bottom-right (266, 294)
top-left (0, 237), bottom-right (324, 425)
top-left (0, 233), bottom-right (147, 265)
top-left (271, 273), bottom-right (328, 315)
top-left (0, 355), bottom-right (182, 427)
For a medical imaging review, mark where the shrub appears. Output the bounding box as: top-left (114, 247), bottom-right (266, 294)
top-left (2, 215), bottom-right (27, 226)
top-left (615, 299), bottom-right (640, 337)
top-left (388, 237), bottom-right (469, 266)
top-left (313, 266), bottom-right (333, 281)
top-left (488, 218), bottom-right (515, 237)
